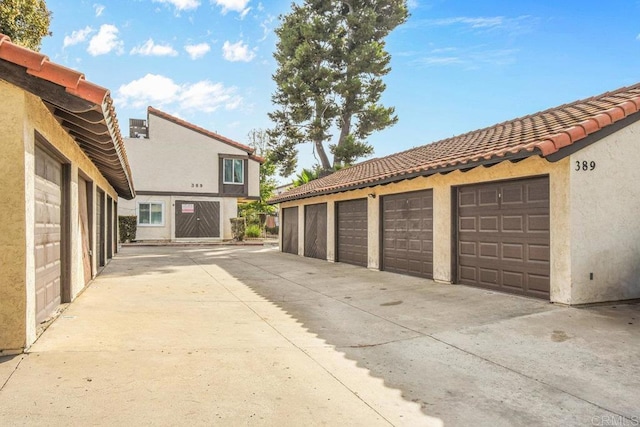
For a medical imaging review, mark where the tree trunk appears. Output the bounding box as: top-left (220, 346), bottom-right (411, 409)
top-left (315, 138), bottom-right (332, 170)
top-left (334, 112), bottom-right (352, 165)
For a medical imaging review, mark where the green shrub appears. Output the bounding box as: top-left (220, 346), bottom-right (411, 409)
top-left (118, 216), bottom-right (137, 242)
top-left (246, 224), bottom-right (262, 238)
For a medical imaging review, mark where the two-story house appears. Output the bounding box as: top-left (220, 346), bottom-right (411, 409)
top-left (118, 107), bottom-right (262, 241)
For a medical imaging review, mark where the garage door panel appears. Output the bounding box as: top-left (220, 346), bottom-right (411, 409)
top-left (479, 242), bottom-right (498, 259)
top-left (459, 191), bottom-right (476, 207)
top-left (457, 177), bottom-right (550, 299)
top-left (382, 190), bottom-right (433, 279)
top-left (479, 268), bottom-right (499, 286)
top-left (502, 243), bottom-right (524, 261)
top-left (459, 265), bottom-right (477, 281)
top-left (459, 217), bottom-right (476, 231)
top-left (479, 189), bottom-right (499, 206)
top-left (529, 244), bottom-right (550, 262)
top-left (528, 214), bottom-right (549, 231)
top-left (459, 241), bottom-right (476, 256)
top-left (528, 274), bottom-right (550, 292)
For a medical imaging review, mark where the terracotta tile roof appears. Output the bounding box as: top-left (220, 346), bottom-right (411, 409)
top-left (270, 82), bottom-right (640, 204)
top-left (147, 106), bottom-right (265, 163)
top-left (0, 34), bottom-right (135, 199)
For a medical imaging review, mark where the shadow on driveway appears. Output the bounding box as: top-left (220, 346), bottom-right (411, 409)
top-left (183, 245), bottom-right (640, 426)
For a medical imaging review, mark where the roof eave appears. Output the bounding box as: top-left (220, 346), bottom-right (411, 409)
top-left (268, 151), bottom-right (538, 204)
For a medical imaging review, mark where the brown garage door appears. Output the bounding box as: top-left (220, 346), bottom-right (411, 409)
top-left (336, 199), bottom-right (368, 267)
top-left (282, 207), bottom-right (298, 254)
top-left (304, 203), bottom-right (327, 260)
top-left (175, 201), bottom-right (220, 238)
top-left (34, 146), bottom-right (62, 324)
top-left (382, 190), bottom-right (433, 278)
top-left (457, 177), bottom-right (550, 299)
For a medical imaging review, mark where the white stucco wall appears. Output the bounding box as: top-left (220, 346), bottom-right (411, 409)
top-left (569, 119), bottom-right (640, 304)
top-left (248, 159), bottom-right (261, 198)
top-left (125, 113), bottom-right (249, 193)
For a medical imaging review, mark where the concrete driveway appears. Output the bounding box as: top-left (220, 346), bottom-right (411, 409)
top-left (1, 246), bottom-right (638, 426)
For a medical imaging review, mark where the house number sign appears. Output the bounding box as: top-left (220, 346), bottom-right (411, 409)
top-left (575, 160), bottom-right (596, 171)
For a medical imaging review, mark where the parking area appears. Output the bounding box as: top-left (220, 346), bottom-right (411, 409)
top-left (1, 246), bottom-right (638, 426)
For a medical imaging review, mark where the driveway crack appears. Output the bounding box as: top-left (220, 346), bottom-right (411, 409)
top-left (0, 355), bottom-right (25, 392)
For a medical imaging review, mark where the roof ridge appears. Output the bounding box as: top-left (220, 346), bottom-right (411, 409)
top-left (147, 106), bottom-right (255, 155)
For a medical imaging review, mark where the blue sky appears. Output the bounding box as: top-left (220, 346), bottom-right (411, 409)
top-left (40, 0), bottom-right (640, 179)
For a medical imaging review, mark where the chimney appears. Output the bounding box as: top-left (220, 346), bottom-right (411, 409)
top-left (129, 118), bottom-right (148, 138)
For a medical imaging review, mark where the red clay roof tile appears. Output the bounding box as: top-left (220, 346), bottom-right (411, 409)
top-left (270, 82), bottom-right (640, 204)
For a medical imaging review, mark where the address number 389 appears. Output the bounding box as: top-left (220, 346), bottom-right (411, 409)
top-left (575, 160), bottom-right (596, 171)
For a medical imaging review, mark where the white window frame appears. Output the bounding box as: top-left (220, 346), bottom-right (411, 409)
top-left (137, 201), bottom-right (165, 227)
top-left (223, 158), bottom-right (244, 185)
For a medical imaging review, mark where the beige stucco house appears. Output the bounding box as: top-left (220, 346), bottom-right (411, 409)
top-left (0, 35), bottom-right (135, 353)
top-left (270, 82), bottom-right (640, 306)
top-left (118, 107), bottom-right (262, 241)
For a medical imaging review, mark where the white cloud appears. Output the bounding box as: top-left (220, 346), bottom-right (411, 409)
top-left (222, 40), bottom-right (255, 62)
top-left (213, 0), bottom-right (250, 14)
top-left (87, 24), bottom-right (124, 56)
top-left (258, 15), bottom-right (275, 42)
top-left (185, 43), bottom-right (211, 59)
top-left (239, 6), bottom-right (251, 19)
top-left (416, 15), bottom-right (537, 35)
top-left (116, 74), bottom-right (242, 113)
top-left (63, 26), bottom-right (93, 48)
top-left (153, 0), bottom-right (200, 10)
top-left (179, 81), bottom-right (242, 112)
top-left (428, 16), bottom-right (505, 28)
top-left (407, 0), bottom-right (418, 8)
top-left (130, 39), bottom-right (178, 56)
top-left (117, 74), bottom-right (181, 108)
top-left (94, 4), bottom-right (105, 16)
top-left (415, 48), bottom-right (518, 68)
top-left (637, 33), bottom-right (640, 40)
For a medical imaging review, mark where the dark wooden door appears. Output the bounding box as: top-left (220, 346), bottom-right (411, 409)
top-left (457, 177), bottom-right (550, 299)
top-left (336, 199), bottom-right (368, 267)
top-left (382, 190), bottom-right (433, 279)
top-left (281, 207), bottom-right (299, 254)
top-left (304, 203), bottom-right (327, 260)
top-left (175, 201), bottom-right (220, 238)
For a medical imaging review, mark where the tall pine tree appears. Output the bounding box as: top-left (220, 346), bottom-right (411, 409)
top-left (268, 0), bottom-right (408, 176)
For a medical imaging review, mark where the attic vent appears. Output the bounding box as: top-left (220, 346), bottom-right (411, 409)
top-left (129, 118), bottom-right (148, 138)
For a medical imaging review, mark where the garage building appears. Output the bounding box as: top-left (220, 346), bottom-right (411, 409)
top-left (270, 82), bottom-right (640, 305)
top-left (0, 35), bottom-right (135, 353)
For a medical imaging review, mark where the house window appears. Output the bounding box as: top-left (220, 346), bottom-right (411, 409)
top-left (138, 202), bottom-right (164, 226)
top-left (224, 158), bottom-right (244, 184)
